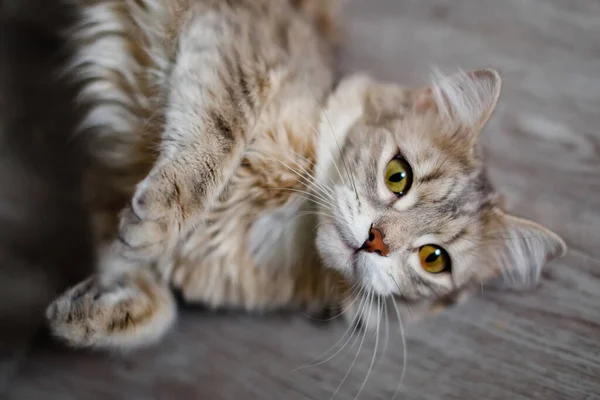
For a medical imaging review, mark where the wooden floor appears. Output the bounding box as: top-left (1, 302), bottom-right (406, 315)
top-left (2, 0), bottom-right (600, 399)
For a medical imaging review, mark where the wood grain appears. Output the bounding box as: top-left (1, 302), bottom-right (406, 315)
top-left (3, 0), bottom-right (600, 399)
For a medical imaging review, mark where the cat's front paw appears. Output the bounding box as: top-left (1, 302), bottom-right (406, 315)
top-left (46, 273), bottom-right (176, 349)
top-left (117, 163), bottom-right (192, 261)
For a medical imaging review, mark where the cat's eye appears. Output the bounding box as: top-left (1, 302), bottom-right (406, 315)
top-left (418, 245), bottom-right (451, 274)
top-left (385, 156), bottom-right (413, 196)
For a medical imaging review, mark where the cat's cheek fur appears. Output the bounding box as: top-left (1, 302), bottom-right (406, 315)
top-left (315, 223), bottom-right (355, 278)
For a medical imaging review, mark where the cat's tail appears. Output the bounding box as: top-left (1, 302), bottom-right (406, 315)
top-left (290, 0), bottom-right (341, 43)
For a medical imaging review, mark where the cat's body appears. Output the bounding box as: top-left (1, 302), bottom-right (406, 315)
top-left (47, 0), bottom-right (566, 349)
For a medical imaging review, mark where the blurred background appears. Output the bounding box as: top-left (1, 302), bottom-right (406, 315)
top-left (1, 0), bottom-right (599, 399)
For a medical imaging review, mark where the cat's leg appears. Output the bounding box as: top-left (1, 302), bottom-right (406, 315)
top-left (117, 17), bottom-right (269, 262)
top-left (46, 248), bottom-right (176, 350)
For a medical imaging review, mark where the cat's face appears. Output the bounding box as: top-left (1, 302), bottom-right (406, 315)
top-left (314, 70), bottom-right (566, 302)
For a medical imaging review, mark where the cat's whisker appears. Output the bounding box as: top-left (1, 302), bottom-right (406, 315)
top-left (292, 211), bottom-right (335, 222)
top-left (354, 295), bottom-right (381, 400)
top-left (269, 188), bottom-right (335, 211)
top-left (315, 284), bottom-right (363, 322)
top-left (295, 288), bottom-right (365, 371)
top-left (312, 98), bottom-right (361, 206)
top-left (259, 151), bottom-right (329, 197)
top-left (266, 184), bottom-right (331, 204)
top-left (256, 150), bottom-right (335, 206)
top-left (295, 139), bottom-right (338, 189)
top-left (330, 290), bottom-right (373, 400)
top-left (390, 298), bottom-right (408, 400)
top-left (389, 273), bottom-right (414, 320)
top-left (283, 149), bottom-right (336, 199)
top-left (302, 282), bottom-right (363, 323)
top-left (309, 121), bottom-right (347, 189)
top-left (280, 150), bottom-right (334, 201)
top-left (305, 84), bottom-right (360, 205)
top-left (382, 297), bottom-right (390, 362)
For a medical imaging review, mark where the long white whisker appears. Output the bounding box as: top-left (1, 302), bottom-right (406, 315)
top-left (309, 123), bottom-right (347, 189)
top-left (382, 297), bottom-right (390, 363)
top-left (271, 188), bottom-right (335, 211)
top-left (306, 284), bottom-right (363, 323)
top-left (283, 149), bottom-right (335, 200)
top-left (266, 185), bottom-right (331, 205)
top-left (390, 299), bottom-right (408, 400)
top-left (303, 131), bottom-right (339, 189)
top-left (295, 290), bottom-right (365, 371)
top-left (256, 150), bottom-right (333, 204)
top-left (301, 283), bottom-right (362, 322)
top-left (331, 291), bottom-right (373, 400)
top-left (354, 295), bottom-right (381, 400)
top-left (389, 274), bottom-right (414, 320)
top-left (306, 85), bottom-right (361, 204)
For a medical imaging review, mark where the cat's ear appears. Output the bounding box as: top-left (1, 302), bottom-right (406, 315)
top-left (487, 210), bottom-right (567, 290)
top-left (413, 68), bottom-right (501, 135)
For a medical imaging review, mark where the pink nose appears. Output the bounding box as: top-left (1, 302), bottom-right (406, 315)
top-left (361, 227), bottom-right (389, 256)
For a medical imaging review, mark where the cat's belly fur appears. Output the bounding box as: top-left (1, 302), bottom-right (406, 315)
top-left (164, 112), bottom-right (338, 311)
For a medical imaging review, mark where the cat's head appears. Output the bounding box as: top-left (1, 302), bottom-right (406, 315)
top-left (314, 69), bottom-right (566, 304)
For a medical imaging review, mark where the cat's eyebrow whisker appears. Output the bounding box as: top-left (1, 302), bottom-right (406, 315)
top-left (390, 298), bottom-right (408, 400)
top-left (303, 132), bottom-right (338, 188)
top-left (331, 290), bottom-right (373, 400)
top-left (355, 295), bottom-right (381, 400)
top-left (309, 122), bottom-right (347, 189)
top-left (313, 101), bottom-right (361, 206)
top-left (295, 288), bottom-right (366, 371)
top-left (305, 84), bottom-right (360, 205)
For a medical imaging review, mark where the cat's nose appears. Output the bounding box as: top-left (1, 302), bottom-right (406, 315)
top-left (360, 226), bottom-right (389, 257)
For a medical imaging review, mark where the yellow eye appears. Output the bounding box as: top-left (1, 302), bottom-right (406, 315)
top-left (385, 157), bottom-right (413, 196)
top-left (419, 245), bottom-right (451, 274)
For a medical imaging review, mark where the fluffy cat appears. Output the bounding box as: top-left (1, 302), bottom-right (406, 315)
top-left (46, 0), bottom-right (566, 349)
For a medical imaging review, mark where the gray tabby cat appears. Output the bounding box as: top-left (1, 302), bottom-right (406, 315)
top-left (46, 0), bottom-right (566, 349)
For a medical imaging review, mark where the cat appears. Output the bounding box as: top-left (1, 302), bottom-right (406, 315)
top-left (45, 0), bottom-right (566, 350)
